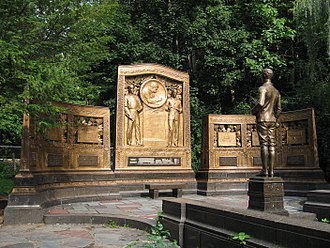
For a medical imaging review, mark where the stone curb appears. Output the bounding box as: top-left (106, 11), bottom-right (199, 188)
top-left (43, 213), bottom-right (156, 232)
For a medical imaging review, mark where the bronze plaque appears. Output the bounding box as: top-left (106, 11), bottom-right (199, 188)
top-left (77, 126), bottom-right (99, 143)
top-left (219, 157), bottom-right (237, 166)
top-left (115, 64), bottom-right (191, 170)
top-left (253, 157), bottom-right (262, 166)
top-left (218, 132), bottom-right (236, 147)
top-left (78, 155), bottom-right (99, 166)
top-left (128, 157), bottom-right (181, 166)
top-left (47, 153), bottom-right (64, 167)
top-left (287, 155), bottom-right (305, 166)
top-left (47, 128), bottom-right (63, 142)
top-left (287, 129), bottom-right (306, 145)
top-left (252, 131), bottom-right (260, 146)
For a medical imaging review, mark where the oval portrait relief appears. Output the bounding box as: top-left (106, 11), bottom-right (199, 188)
top-left (140, 79), bottom-right (167, 108)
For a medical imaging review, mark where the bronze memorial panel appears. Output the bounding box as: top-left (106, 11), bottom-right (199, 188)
top-left (218, 132), bottom-right (237, 147)
top-left (115, 64), bottom-right (192, 171)
top-left (201, 108), bottom-right (318, 170)
top-left (47, 153), bottom-right (64, 167)
top-left (219, 157), bottom-right (237, 166)
top-left (22, 102), bottom-right (111, 170)
top-left (287, 128), bottom-right (306, 145)
top-left (78, 155), bottom-right (99, 166)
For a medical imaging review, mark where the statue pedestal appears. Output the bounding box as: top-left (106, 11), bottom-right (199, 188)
top-left (248, 176), bottom-right (288, 215)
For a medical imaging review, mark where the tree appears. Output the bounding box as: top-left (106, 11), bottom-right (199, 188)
top-left (293, 0), bottom-right (330, 178)
top-left (0, 0), bottom-right (121, 143)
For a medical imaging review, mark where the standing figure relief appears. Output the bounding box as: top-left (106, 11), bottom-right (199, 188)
top-left (125, 85), bottom-right (143, 146)
top-left (165, 89), bottom-right (182, 147)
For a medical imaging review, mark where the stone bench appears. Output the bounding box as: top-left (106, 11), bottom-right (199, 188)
top-left (145, 183), bottom-right (185, 199)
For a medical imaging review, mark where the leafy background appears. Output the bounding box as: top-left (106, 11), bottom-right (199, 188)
top-left (0, 0), bottom-right (329, 178)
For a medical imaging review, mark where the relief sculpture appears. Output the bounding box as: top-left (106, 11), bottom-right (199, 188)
top-left (140, 79), bottom-right (167, 108)
top-left (124, 75), bottom-right (184, 147)
top-left (125, 84), bottom-right (143, 146)
top-left (165, 89), bottom-right (182, 146)
top-left (214, 124), bottom-right (241, 147)
top-left (115, 64), bottom-right (191, 169)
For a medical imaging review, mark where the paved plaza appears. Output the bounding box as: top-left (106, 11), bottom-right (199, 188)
top-left (0, 194), bottom-right (307, 248)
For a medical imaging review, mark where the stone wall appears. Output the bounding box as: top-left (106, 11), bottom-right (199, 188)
top-left (162, 198), bottom-right (330, 248)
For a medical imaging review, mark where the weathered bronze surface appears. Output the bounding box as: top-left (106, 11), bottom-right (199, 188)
top-left (125, 85), bottom-right (143, 146)
top-left (22, 102), bottom-right (111, 170)
top-left (115, 64), bottom-right (191, 170)
top-left (201, 108), bottom-right (319, 170)
top-left (252, 68), bottom-right (281, 177)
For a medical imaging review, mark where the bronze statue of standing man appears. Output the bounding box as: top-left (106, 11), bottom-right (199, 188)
top-left (252, 68), bottom-right (281, 177)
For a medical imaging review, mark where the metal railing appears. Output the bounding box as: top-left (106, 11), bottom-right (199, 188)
top-left (0, 145), bottom-right (21, 170)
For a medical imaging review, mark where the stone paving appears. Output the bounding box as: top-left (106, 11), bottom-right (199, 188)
top-left (0, 194), bottom-right (307, 248)
top-left (0, 224), bottom-right (150, 248)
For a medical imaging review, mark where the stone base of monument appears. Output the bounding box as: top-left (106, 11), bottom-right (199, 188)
top-left (4, 171), bottom-right (120, 224)
top-left (196, 169), bottom-right (260, 196)
top-left (303, 190), bottom-right (330, 219)
top-left (248, 176), bottom-right (288, 215)
top-left (196, 168), bottom-right (328, 196)
top-left (276, 168), bottom-right (329, 196)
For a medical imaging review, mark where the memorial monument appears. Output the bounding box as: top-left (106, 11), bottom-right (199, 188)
top-left (115, 64), bottom-right (196, 193)
top-left (197, 70), bottom-right (325, 196)
top-left (4, 102), bottom-right (117, 224)
top-left (248, 68), bottom-right (286, 214)
top-left (4, 63), bottom-right (196, 224)
top-left (251, 68), bottom-right (281, 177)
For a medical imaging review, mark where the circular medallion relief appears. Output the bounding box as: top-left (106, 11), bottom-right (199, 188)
top-left (140, 79), bottom-right (167, 108)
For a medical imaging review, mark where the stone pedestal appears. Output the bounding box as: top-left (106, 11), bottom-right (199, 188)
top-left (248, 176), bottom-right (288, 215)
top-left (303, 190), bottom-right (330, 219)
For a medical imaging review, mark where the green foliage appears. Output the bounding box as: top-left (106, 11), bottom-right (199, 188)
top-left (125, 212), bottom-right (179, 248)
top-left (0, 160), bottom-right (18, 195)
top-left (231, 232), bottom-right (251, 246)
top-left (0, 0), bottom-right (329, 178)
top-left (0, 160), bottom-right (18, 179)
top-left (321, 218), bottom-right (330, 223)
top-left (0, 0), bottom-right (120, 141)
top-left (291, 1), bottom-right (330, 174)
top-left (0, 178), bottom-right (14, 195)
top-left (106, 219), bottom-right (120, 228)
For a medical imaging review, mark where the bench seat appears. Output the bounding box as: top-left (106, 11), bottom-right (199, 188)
top-left (145, 183), bottom-right (185, 199)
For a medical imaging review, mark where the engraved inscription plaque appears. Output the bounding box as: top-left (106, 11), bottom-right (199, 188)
top-left (219, 157), bottom-right (237, 166)
top-left (47, 128), bottom-right (63, 142)
top-left (128, 157), bottom-right (181, 166)
top-left (253, 157), bottom-right (262, 166)
top-left (218, 132), bottom-right (236, 147)
top-left (47, 153), bottom-right (64, 167)
top-left (77, 126), bottom-right (99, 143)
top-left (78, 155), bottom-right (99, 166)
top-left (287, 129), bottom-right (306, 145)
top-left (287, 155), bottom-right (305, 166)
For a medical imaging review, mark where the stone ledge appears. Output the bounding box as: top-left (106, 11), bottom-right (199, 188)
top-left (162, 198), bottom-right (330, 248)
